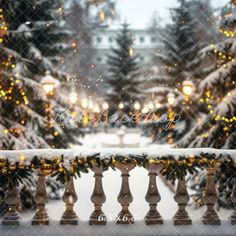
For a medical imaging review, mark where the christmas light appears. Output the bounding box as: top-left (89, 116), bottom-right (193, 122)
top-left (119, 102), bottom-right (124, 109)
top-left (134, 102), bottom-right (141, 110)
top-left (167, 93), bottom-right (176, 106)
top-left (182, 80), bottom-right (194, 96)
top-left (102, 102), bottom-right (109, 110)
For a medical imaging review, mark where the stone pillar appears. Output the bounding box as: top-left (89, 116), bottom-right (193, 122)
top-left (173, 178), bottom-right (192, 225)
top-left (89, 166), bottom-right (107, 225)
top-left (144, 162), bottom-right (163, 225)
top-left (2, 184), bottom-right (21, 225)
top-left (60, 177), bottom-right (78, 225)
top-left (32, 171), bottom-right (49, 225)
top-left (230, 177), bottom-right (236, 225)
top-left (202, 166), bottom-right (220, 225)
top-left (116, 162), bottom-right (135, 224)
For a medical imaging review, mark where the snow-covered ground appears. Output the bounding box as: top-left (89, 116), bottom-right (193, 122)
top-left (75, 128), bottom-right (170, 148)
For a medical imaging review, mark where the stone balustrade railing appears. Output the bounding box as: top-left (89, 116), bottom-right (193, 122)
top-left (0, 148), bottom-right (235, 227)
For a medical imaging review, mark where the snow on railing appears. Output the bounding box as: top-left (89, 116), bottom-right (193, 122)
top-left (0, 148), bottom-right (235, 227)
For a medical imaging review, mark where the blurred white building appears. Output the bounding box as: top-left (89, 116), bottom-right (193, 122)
top-left (91, 27), bottom-right (161, 65)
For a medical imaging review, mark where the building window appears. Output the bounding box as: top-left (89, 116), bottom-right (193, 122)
top-left (151, 37), bottom-right (156, 43)
top-left (140, 56), bottom-right (145, 62)
top-left (108, 37), bottom-right (113, 43)
top-left (140, 36), bottom-right (145, 43)
top-left (97, 37), bottom-right (102, 43)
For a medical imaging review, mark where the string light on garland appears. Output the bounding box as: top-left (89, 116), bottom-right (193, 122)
top-left (0, 151), bottom-right (234, 188)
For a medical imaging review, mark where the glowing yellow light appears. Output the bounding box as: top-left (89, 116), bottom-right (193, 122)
top-left (119, 102), bottom-right (124, 109)
top-left (134, 102), bottom-right (141, 110)
top-left (81, 98), bottom-right (88, 108)
top-left (129, 48), bottom-right (134, 57)
top-left (167, 93), bottom-right (175, 105)
top-left (102, 102), bottom-right (109, 110)
top-left (99, 10), bottom-right (105, 22)
top-left (19, 154), bottom-right (26, 162)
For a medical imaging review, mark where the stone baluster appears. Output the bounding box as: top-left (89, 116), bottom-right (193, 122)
top-left (32, 171), bottom-right (49, 225)
top-left (230, 177), bottom-right (236, 225)
top-left (116, 162), bottom-right (135, 224)
top-left (202, 166), bottom-right (220, 225)
top-left (60, 177), bottom-right (78, 225)
top-left (2, 183), bottom-right (21, 225)
top-left (173, 178), bottom-right (192, 225)
top-left (144, 162), bottom-right (163, 225)
top-left (89, 166), bottom-right (106, 225)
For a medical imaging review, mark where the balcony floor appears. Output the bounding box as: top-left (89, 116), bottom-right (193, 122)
top-left (0, 220), bottom-right (235, 236)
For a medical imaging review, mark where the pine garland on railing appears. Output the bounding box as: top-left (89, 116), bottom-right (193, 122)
top-left (0, 150), bottom-right (235, 186)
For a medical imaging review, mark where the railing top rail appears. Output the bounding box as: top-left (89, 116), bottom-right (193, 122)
top-left (0, 148), bottom-right (235, 161)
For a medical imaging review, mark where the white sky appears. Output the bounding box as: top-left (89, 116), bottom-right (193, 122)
top-left (116, 0), bottom-right (229, 28)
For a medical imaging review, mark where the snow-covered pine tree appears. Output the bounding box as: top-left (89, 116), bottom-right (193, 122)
top-left (104, 23), bottom-right (143, 114)
top-left (0, 0), bottom-right (82, 150)
top-left (180, 0), bottom-right (236, 209)
top-left (178, 1), bottom-right (236, 149)
top-left (143, 0), bottom-right (217, 143)
top-left (0, 0), bottom-right (81, 210)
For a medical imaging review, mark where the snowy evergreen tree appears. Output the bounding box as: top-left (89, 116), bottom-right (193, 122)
top-left (182, 0), bottom-right (236, 209)
top-left (143, 0), bottom-right (218, 143)
top-left (105, 23), bottom-right (142, 114)
top-left (178, 2), bottom-right (236, 149)
top-left (0, 0), bottom-right (82, 149)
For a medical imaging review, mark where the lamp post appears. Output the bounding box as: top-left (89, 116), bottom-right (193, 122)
top-left (182, 80), bottom-right (193, 97)
top-left (141, 105), bottom-right (149, 124)
top-left (119, 102), bottom-right (124, 110)
top-left (82, 98), bottom-right (88, 128)
top-left (167, 93), bottom-right (176, 106)
top-left (167, 93), bottom-right (176, 145)
top-left (41, 71), bottom-right (58, 133)
top-left (134, 102), bottom-right (141, 125)
top-left (88, 100), bottom-right (94, 129)
top-left (93, 104), bottom-right (100, 130)
top-left (182, 80), bottom-right (194, 109)
top-left (69, 90), bottom-right (78, 117)
top-left (102, 102), bottom-right (109, 132)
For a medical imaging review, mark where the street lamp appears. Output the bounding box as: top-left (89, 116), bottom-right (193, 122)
top-left (41, 71), bottom-right (58, 99)
top-left (81, 98), bottom-right (88, 128)
top-left (94, 104), bottom-right (100, 113)
top-left (134, 102), bottom-right (141, 124)
top-left (41, 71), bottom-right (59, 132)
top-left (119, 102), bottom-right (124, 110)
top-left (102, 102), bottom-right (109, 110)
top-left (88, 100), bottom-right (94, 110)
top-left (102, 102), bottom-right (109, 132)
top-left (156, 102), bottom-right (161, 109)
top-left (141, 106), bottom-right (149, 114)
top-left (69, 91), bottom-right (78, 105)
top-left (134, 102), bottom-right (141, 110)
top-left (182, 80), bottom-right (194, 97)
top-left (167, 93), bottom-right (176, 106)
top-left (82, 98), bottom-right (88, 109)
top-left (166, 93), bottom-right (175, 145)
